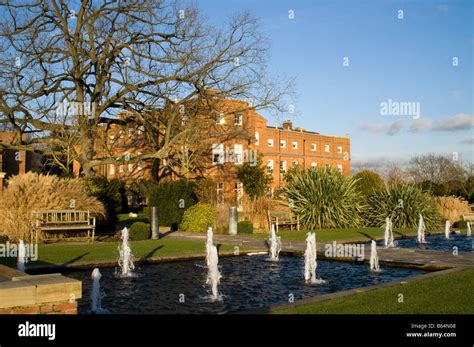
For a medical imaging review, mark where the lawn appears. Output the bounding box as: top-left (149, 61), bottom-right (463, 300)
top-left (251, 227), bottom-right (420, 242)
top-left (0, 238), bottom-right (241, 268)
top-left (273, 268), bottom-right (474, 314)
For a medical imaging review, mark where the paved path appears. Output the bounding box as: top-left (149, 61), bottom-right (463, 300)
top-left (168, 231), bottom-right (474, 270)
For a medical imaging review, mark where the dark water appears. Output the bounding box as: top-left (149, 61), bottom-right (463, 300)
top-left (376, 234), bottom-right (472, 253)
top-left (65, 255), bottom-right (426, 314)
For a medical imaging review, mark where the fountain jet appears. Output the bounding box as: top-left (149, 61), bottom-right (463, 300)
top-left (445, 220), bottom-right (451, 240)
top-left (384, 217), bottom-right (395, 248)
top-left (206, 243), bottom-right (222, 300)
top-left (369, 240), bottom-right (380, 272)
top-left (206, 227), bottom-right (213, 267)
top-left (467, 222), bottom-right (472, 237)
top-left (118, 227), bottom-right (135, 277)
top-left (417, 214), bottom-right (426, 244)
top-left (304, 232), bottom-right (325, 284)
top-left (91, 268), bottom-right (103, 314)
top-left (17, 240), bottom-right (26, 272)
top-left (269, 224), bottom-right (282, 261)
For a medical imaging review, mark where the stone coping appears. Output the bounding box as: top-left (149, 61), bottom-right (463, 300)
top-left (0, 265), bottom-right (82, 309)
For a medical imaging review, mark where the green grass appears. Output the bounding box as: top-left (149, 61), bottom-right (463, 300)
top-left (274, 268), bottom-right (474, 314)
top-left (0, 239), bottom-right (239, 267)
top-left (117, 211), bottom-right (149, 229)
top-left (251, 227), bottom-right (418, 242)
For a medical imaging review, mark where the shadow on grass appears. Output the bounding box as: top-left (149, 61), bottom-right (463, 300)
top-left (356, 231), bottom-right (375, 241)
top-left (139, 245), bottom-right (164, 261)
top-left (61, 252), bottom-right (90, 266)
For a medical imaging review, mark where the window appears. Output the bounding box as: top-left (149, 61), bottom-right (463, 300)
top-left (267, 159), bottom-right (274, 174)
top-left (324, 144), bottom-right (330, 152)
top-left (311, 143), bottom-right (317, 151)
top-left (235, 114), bottom-right (243, 126)
top-left (212, 143), bottom-right (224, 165)
top-left (280, 140), bottom-right (286, 148)
top-left (217, 182), bottom-right (224, 205)
top-left (337, 146), bottom-right (343, 153)
top-left (217, 113), bottom-right (225, 125)
top-left (280, 160), bottom-right (287, 174)
top-left (119, 164), bottom-right (125, 173)
top-left (137, 160), bottom-right (143, 171)
top-left (292, 141), bottom-right (298, 149)
top-left (119, 130), bottom-right (125, 139)
top-left (311, 162), bottom-right (317, 169)
top-left (109, 164), bottom-right (115, 176)
top-left (234, 144), bottom-right (243, 164)
top-left (337, 164), bottom-right (343, 173)
top-left (137, 125), bottom-right (145, 135)
top-left (128, 163), bottom-right (133, 172)
top-left (255, 132), bottom-right (259, 146)
top-left (268, 138), bottom-right (274, 147)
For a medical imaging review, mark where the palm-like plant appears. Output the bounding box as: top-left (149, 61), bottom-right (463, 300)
top-left (365, 184), bottom-right (440, 230)
top-left (282, 167), bottom-right (365, 229)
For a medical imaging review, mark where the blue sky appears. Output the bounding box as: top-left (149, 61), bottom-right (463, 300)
top-left (199, 0), bottom-right (473, 169)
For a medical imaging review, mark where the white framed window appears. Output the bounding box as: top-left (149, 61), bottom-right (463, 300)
top-left (217, 182), bottom-right (224, 205)
top-left (109, 164), bottom-right (115, 176)
top-left (311, 162), bottom-right (317, 169)
top-left (128, 163), bottom-right (134, 172)
top-left (268, 138), bottom-right (274, 147)
top-left (119, 164), bottom-right (125, 173)
top-left (337, 146), bottom-right (343, 153)
top-left (280, 160), bottom-right (287, 174)
top-left (267, 159), bottom-right (274, 174)
top-left (234, 144), bottom-right (243, 164)
top-left (255, 131), bottom-right (260, 146)
top-left (292, 141), bottom-right (298, 149)
top-left (218, 113), bottom-right (225, 125)
top-left (311, 143), bottom-right (317, 151)
top-left (137, 125), bottom-right (145, 135)
top-left (212, 143), bottom-right (224, 165)
top-left (337, 164), bottom-right (343, 173)
top-left (280, 140), bottom-right (286, 148)
top-left (235, 114), bottom-right (243, 126)
top-left (324, 144), bottom-right (330, 152)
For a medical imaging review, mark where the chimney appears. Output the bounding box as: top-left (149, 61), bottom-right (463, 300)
top-left (282, 120), bottom-right (293, 130)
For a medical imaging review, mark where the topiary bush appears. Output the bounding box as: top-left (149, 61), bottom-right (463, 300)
top-left (128, 222), bottom-right (150, 241)
top-left (353, 170), bottom-right (385, 198)
top-left (147, 179), bottom-right (197, 229)
top-left (364, 184), bottom-right (440, 230)
top-left (237, 221), bottom-right (254, 234)
top-left (180, 203), bottom-right (217, 232)
top-left (282, 166), bottom-right (365, 229)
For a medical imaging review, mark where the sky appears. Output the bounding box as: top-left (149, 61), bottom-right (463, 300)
top-left (198, 0), bottom-right (473, 170)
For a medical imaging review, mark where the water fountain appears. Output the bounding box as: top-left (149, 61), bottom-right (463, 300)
top-left (467, 222), bottom-right (472, 237)
top-left (445, 220), bottom-right (450, 240)
top-left (304, 232), bottom-right (325, 284)
top-left (269, 224), bottom-right (281, 261)
top-left (91, 268), bottom-right (103, 314)
top-left (117, 227), bottom-right (135, 277)
top-left (369, 240), bottom-right (380, 272)
top-left (417, 214), bottom-right (426, 244)
top-left (17, 240), bottom-right (26, 272)
top-left (206, 243), bottom-right (222, 301)
top-left (206, 227), bottom-right (213, 266)
top-left (384, 217), bottom-right (395, 248)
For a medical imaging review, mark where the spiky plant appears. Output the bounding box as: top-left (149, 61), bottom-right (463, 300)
top-left (365, 183), bottom-right (440, 230)
top-left (282, 167), bottom-right (366, 229)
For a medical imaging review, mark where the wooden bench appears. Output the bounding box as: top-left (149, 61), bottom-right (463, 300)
top-left (269, 210), bottom-right (300, 233)
top-left (32, 210), bottom-right (96, 243)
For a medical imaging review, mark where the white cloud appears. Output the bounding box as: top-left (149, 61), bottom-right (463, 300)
top-left (433, 113), bottom-right (474, 131)
top-left (410, 119), bottom-right (432, 133)
top-left (360, 120), bottom-right (403, 136)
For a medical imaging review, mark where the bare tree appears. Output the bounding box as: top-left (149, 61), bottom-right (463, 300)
top-left (406, 154), bottom-right (467, 184)
top-left (0, 0), bottom-right (292, 178)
